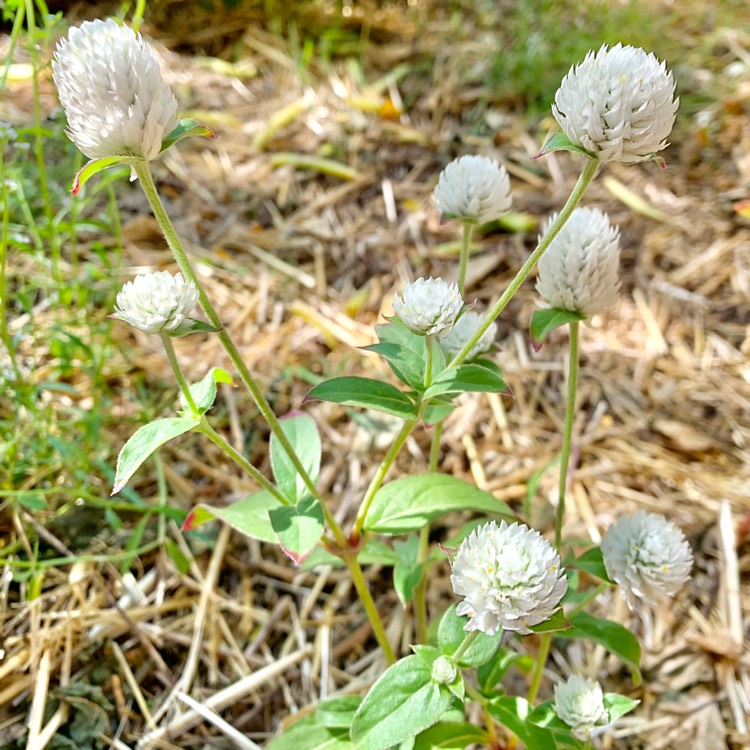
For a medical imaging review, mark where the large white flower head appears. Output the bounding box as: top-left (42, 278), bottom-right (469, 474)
top-left (601, 510), bottom-right (693, 609)
top-left (450, 520), bottom-right (567, 636)
top-left (392, 277), bottom-right (463, 337)
top-left (536, 207), bottom-right (621, 318)
top-left (553, 44), bottom-right (678, 164)
top-left (52, 19), bottom-right (180, 161)
top-left (112, 271), bottom-right (199, 335)
top-left (440, 311), bottom-right (496, 360)
top-left (433, 155), bottom-right (512, 225)
top-left (554, 675), bottom-right (609, 740)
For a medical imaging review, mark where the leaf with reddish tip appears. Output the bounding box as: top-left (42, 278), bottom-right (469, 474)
top-left (182, 505), bottom-right (218, 532)
top-left (269, 496), bottom-right (324, 564)
top-left (72, 156), bottom-right (130, 194)
top-left (160, 118), bottom-right (215, 153)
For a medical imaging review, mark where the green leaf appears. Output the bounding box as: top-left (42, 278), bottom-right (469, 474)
top-left (113, 417), bottom-right (198, 495)
top-left (393, 536), bottom-right (424, 606)
top-left (413, 723), bottom-right (487, 750)
top-left (487, 697), bottom-right (557, 750)
top-left (267, 715), bottom-right (352, 750)
top-left (535, 131), bottom-right (597, 159)
top-left (437, 604), bottom-right (501, 668)
top-left (304, 377), bottom-right (418, 419)
top-left (170, 318), bottom-right (222, 337)
top-left (269, 495), bottom-right (325, 564)
top-left (373, 323), bottom-right (446, 389)
top-left (365, 342), bottom-right (426, 392)
top-left (528, 608), bottom-right (571, 634)
top-left (569, 546), bottom-right (613, 583)
top-left (364, 474), bottom-right (515, 535)
top-left (160, 117), bottom-right (215, 153)
top-left (603, 693), bottom-right (640, 722)
top-left (183, 490), bottom-right (283, 542)
top-left (164, 539), bottom-right (191, 575)
top-left (271, 413), bottom-right (321, 502)
top-left (525, 703), bottom-right (588, 748)
top-left (557, 612), bottom-right (642, 685)
top-left (318, 696), bottom-right (363, 728)
top-left (530, 308), bottom-right (585, 347)
top-left (351, 655), bottom-right (453, 750)
top-left (72, 156), bottom-right (131, 194)
top-left (423, 364), bottom-right (508, 399)
top-left (477, 647), bottom-right (534, 694)
top-left (180, 367), bottom-right (233, 415)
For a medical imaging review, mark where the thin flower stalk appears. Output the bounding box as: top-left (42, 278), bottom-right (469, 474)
top-left (159, 332), bottom-right (199, 415)
top-left (457, 222), bottom-right (474, 294)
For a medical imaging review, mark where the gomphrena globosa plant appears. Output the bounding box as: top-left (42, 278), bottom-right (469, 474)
top-left (51, 16), bottom-right (693, 750)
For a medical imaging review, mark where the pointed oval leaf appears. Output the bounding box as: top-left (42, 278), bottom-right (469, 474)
top-left (364, 474), bottom-right (515, 535)
top-left (530, 308), bottom-right (585, 347)
top-left (304, 377), bottom-right (417, 419)
top-left (487, 697), bottom-right (557, 750)
top-left (477, 647), bottom-right (534, 694)
top-left (267, 715), bottom-right (351, 750)
top-left (160, 118), bottom-right (216, 153)
top-left (271, 413), bottom-right (321, 502)
top-left (72, 156), bottom-right (131, 194)
top-left (113, 417), bottom-right (198, 494)
top-left (364, 342), bottom-right (425, 391)
top-left (603, 693), bottom-right (640, 723)
top-left (437, 603), bottom-right (501, 668)
top-left (423, 364), bottom-right (508, 399)
top-left (534, 132), bottom-right (596, 160)
top-left (351, 655), bottom-right (453, 750)
top-left (569, 546), bottom-right (613, 583)
top-left (180, 367), bottom-right (233, 415)
top-left (393, 536), bottom-right (425, 606)
top-left (269, 495), bottom-right (324, 564)
top-left (413, 722), bottom-right (487, 750)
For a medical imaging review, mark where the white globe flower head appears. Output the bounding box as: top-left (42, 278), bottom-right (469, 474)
top-left (112, 271), bottom-right (199, 335)
top-left (450, 520), bottom-right (567, 636)
top-left (601, 510), bottom-right (693, 609)
top-left (553, 44), bottom-right (678, 164)
top-left (536, 207), bottom-right (621, 318)
top-left (392, 277), bottom-right (464, 338)
top-left (433, 155), bottom-right (512, 225)
top-left (554, 674), bottom-right (609, 740)
top-left (52, 19), bottom-right (180, 161)
top-left (440, 311), bottom-right (496, 360)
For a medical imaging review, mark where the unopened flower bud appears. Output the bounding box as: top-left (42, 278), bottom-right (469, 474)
top-left (553, 44), bottom-right (678, 164)
top-left (433, 155), bottom-right (512, 224)
top-left (392, 277), bottom-right (463, 338)
top-left (52, 19), bottom-right (179, 161)
top-left (431, 657), bottom-right (457, 685)
top-left (554, 674), bottom-right (609, 740)
top-left (601, 510), bottom-right (693, 609)
top-left (536, 207), bottom-right (620, 318)
top-left (112, 271), bottom-right (199, 335)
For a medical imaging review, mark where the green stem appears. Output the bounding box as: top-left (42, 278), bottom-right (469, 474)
top-left (132, 162), bottom-right (348, 549)
top-left (343, 554), bottom-right (396, 664)
top-left (451, 629), bottom-right (481, 664)
top-left (457, 222), bottom-right (474, 294)
top-left (352, 418), bottom-right (418, 539)
top-left (424, 335), bottom-right (435, 389)
top-left (159, 333), bottom-right (199, 415)
top-left (555, 320), bottom-right (579, 551)
top-left (448, 158), bottom-right (600, 369)
top-left (566, 582), bottom-right (608, 619)
top-left (527, 632), bottom-right (553, 704)
top-left (0, 143), bottom-right (18, 378)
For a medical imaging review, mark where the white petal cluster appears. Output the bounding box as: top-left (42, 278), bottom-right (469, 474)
top-left (553, 44), bottom-right (678, 164)
top-left (450, 520), bottom-right (567, 636)
top-left (392, 277), bottom-right (463, 337)
top-left (52, 19), bottom-right (179, 160)
top-left (440, 311), bottom-right (496, 360)
top-left (433, 155), bottom-right (512, 224)
top-left (536, 207), bottom-right (620, 318)
top-left (554, 675), bottom-right (609, 740)
top-left (601, 511), bottom-right (693, 609)
top-left (112, 271), bottom-right (199, 335)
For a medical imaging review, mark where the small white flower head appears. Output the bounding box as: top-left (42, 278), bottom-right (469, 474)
top-left (601, 510), bottom-right (693, 609)
top-left (392, 277), bottom-right (463, 337)
top-left (433, 155), bottom-right (512, 224)
top-left (440, 311), bottom-right (496, 360)
top-left (52, 19), bottom-right (179, 161)
top-left (554, 674), bottom-right (609, 740)
top-left (431, 657), bottom-right (457, 685)
top-left (450, 520), bottom-right (567, 636)
top-left (112, 271), bottom-right (199, 335)
top-left (553, 44), bottom-right (678, 164)
top-left (536, 207), bottom-right (621, 318)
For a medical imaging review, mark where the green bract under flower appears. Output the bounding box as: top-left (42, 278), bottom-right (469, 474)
top-left (52, 19), bottom-right (179, 161)
top-left (392, 277), bottom-right (463, 338)
top-left (450, 520), bottom-right (567, 635)
top-left (112, 271), bottom-right (199, 335)
top-left (554, 674), bottom-right (609, 740)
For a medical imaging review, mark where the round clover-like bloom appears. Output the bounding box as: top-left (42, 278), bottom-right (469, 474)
top-left (112, 271), bottom-right (199, 335)
top-left (52, 19), bottom-right (179, 161)
top-left (392, 277), bottom-right (463, 337)
top-left (536, 207), bottom-right (621, 318)
top-left (440, 311), bottom-right (496, 360)
top-left (554, 675), bottom-right (609, 740)
top-left (450, 520), bottom-right (567, 636)
top-left (553, 44), bottom-right (678, 164)
top-left (433, 155), bottom-right (512, 224)
top-left (601, 510), bottom-right (693, 609)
